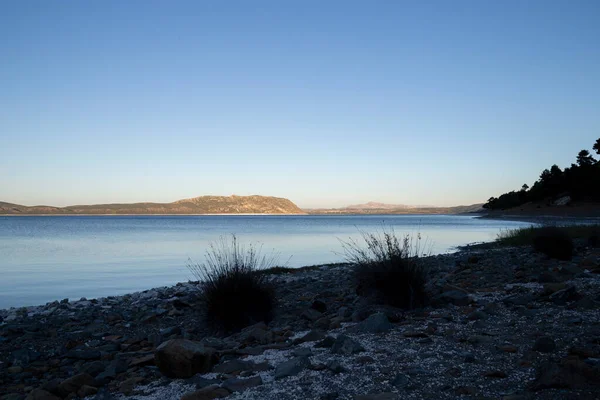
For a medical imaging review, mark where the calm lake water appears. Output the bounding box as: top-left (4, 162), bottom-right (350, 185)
top-left (0, 215), bottom-right (533, 309)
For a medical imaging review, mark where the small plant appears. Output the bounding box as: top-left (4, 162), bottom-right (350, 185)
top-left (188, 235), bottom-right (277, 333)
top-left (532, 227), bottom-right (573, 260)
top-left (341, 229), bottom-right (429, 309)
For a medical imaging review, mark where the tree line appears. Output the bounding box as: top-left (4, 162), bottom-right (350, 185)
top-left (483, 138), bottom-right (600, 210)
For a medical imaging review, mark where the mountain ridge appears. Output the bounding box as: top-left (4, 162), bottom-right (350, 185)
top-left (0, 195), bottom-right (305, 215)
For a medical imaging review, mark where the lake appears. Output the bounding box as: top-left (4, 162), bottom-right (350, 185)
top-left (0, 215), bottom-right (533, 309)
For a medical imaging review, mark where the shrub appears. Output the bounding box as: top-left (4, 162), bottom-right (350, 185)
top-left (341, 229), bottom-right (429, 309)
top-left (532, 227), bottom-right (574, 260)
top-left (188, 235), bottom-right (277, 333)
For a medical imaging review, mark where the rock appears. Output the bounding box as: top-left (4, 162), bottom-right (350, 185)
top-left (391, 373), bottom-right (409, 388)
top-left (484, 370), bottom-right (507, 378)
top-left (331, 335), bottom-right (365, 355)
top-left (354, 393), bottom-right (397, 400)
top-left (213, 359), bottom-right (256, 374)
top-left (293, 330), bottom-right (326, 344)
top-left (274, 356), bottom-right (310, 380)
top-left (25, 389), bottom-right (61, 400)
top-left (301, 308), bottom-right (323, 322)
top-left (81, 361), bottom-right (106, 377)
top-left (58, 373), bottom-right (95, 395)
top-left (532, 336), bottom-right (556, 353)
top-left (326, 360), bottom-right (347, 374)
top-left (292, 347), bottom-right (313, 357)
top-left (118, 377), bottom-right (144, 395)
top-left (130, 354), bottom-right (155, 367)
top-left (77, 385), bottom-right (98, 397)
top-left (311, 300), bottom-right (327, 313)
top-left (10, 348), bottom-right (41, 366)
top-left (221, 376), bottom-right (262, 392)
top-left (436, 290), bottom-right (471, 306)
top-left (65, 349), bottom-right (101, 360)
top-left (352, 313), bottom-right (393, 333)
top-left (531, 358), bottom-right (600, 390)
top-left (316, 336), bottom-right (336, 348)
top-left (503, 294), bottom-right (535, 306)
top-left (180, 385), bottom-right (229, 400)
top-left (155, 339), bottom-right (218, 379)
top-left (550, 286), bottom-right (578, 305)
top-left (468, 310), bottom-right (487, 320)
top-left (403, 331), bottom-right (428, 338)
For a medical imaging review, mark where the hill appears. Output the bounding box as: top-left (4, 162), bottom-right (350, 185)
top-left (483, 137), bottom-right (600, 214)
top-left (0, 195), bottom-right (305, 215)
top-left (305, 203), bottom-right (483, 215)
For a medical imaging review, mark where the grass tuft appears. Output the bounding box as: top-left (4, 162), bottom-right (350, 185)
top-left (341, 229), bottom-right (429, 309)
top-left (188, 235), bottom-right (277, 333)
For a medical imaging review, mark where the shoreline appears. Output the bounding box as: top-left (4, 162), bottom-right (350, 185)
top-left (1, 242), bottom-right (599, 399)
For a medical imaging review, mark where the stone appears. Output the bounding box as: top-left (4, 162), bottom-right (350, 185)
top-left (301, 308), bottom-right (323, 321)
top-left (550, 286), bottom-right (578, 305)
top-left (118, 377), bottom-right (144, 395)
top-left (81, 361), bottom-right (106, 377)
top-left (213, 359), bottom-right (255, 374)
top-left (25, 389), bottom-right (61, 400)
top-left (180, 385), bottom-right (229, 400)
top-left (155, 339), bottom-right (218, 379)
top-left (331, 335), bottom-right (365, 355)
top-left (468, 310), bottom-right (487, 320)
top-left (58, 373), bottom-right (95, 395)
top-left (274, 356), bottom-right (310, 380)
top-left (503, 294), bottom-right (535, 306)
top-left (326, 360), bottom-right (347, 374)
top-left (221, 376), bottom-right (262, 392)
top-left (484, 370), bottom-right (507, 378)
top-left (391, 373), bottom-right (409, 388)
top-left (352, 313), bottom-right (393, 333)
top-left (531, 358), bottom-right (600, 390)
top-left (532, 336), bottom-right (556, 353)
top-left (293, 330), bottom-right (325, 344)
top-left (311, 300), bottom-right (327, 313)
top-left (437, 290), bottom-right (471, 306)
top-left (77, 385), bottom-right (98, 397)
top-left (354, 394), bottom-right (397, 400)
top-left (292, 347), bottom-right (313, 357)
top-left (316, 336), bottom-right (336, 348)
top-left (65, 349), bottom-right (101, 360)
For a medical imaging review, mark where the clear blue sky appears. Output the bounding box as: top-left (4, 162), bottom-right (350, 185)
top-left (1, 1), bottom-right (599, 208)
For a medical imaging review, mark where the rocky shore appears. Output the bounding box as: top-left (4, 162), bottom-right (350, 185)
top-left (1, 243), bottom-right (599, 400)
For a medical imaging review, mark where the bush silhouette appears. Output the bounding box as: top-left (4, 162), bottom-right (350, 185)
top-left (342, 229), bottom-right (428, 309)
top-left (188, 235), bottom-right (276, 333)
top-left (532, 227), bottom-right (574, 260)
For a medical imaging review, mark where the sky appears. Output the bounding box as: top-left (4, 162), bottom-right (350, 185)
top-left (1, 1), bottom-right (599, 208)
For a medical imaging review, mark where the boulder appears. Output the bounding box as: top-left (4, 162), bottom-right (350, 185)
top-left (331, 335), bottom-right (365, 355)
top-left (274, 356), bottom-right (311, 380)
top-left (25, 389), bottom-right (61, 400)
top-left (221, 376), bottom-right (263, 392)
top-left (155, 339), bottom-right (217, 378)
top-left (351, 313), bottom-right (393, 333)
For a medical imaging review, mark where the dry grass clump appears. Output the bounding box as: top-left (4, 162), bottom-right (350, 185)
top-left (341, 229), bottom-right (429, 309)
top-left (188, 235), bottom-right (277, 333)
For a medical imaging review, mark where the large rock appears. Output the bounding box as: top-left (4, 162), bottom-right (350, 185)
top-left (274, 356), bottom-right (311, 380)
top-left (331, 335), bottom-right (365, 355)
top-left (351, 313), bottom-right (393, 333)
top-left (155, 339), bottom-right (217, 378)
top-left (181, 385), bottom-right (229, 400)
top-left (222, 376), bottom-right (263, 392)
top-left (25, 389), bottom-right (61, 400)
top-left (436, 290), bottom-right (471, 306)
top-left (530, 358), bottom-right (600, 390)
top-left (58, 373), bottom-right (95, 395)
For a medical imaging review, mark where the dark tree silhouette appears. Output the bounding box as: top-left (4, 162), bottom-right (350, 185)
top-left (577, 150), bottom-right (596, 167)
top-left (483, 138), bottom-right (600, 209)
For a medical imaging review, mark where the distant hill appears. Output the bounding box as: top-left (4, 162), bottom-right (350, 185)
top-left (305, 203), bottom-right (484, 215)
top-left (0, 195), bottom-right (305, 215)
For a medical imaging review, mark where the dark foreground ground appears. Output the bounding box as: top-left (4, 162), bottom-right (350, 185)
top-left (1, 242), bottom-right (599, 400)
